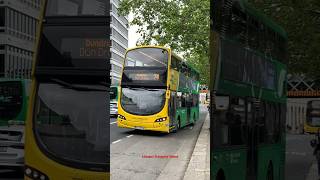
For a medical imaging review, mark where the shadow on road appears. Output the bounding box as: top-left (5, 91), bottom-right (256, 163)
top-left (0, 169), bottom-right (23, 179)
top-left (120, 123), bottom-right (197, 137)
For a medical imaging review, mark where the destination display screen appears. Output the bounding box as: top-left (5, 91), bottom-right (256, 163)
top-left (121, 67), bottom-right (167, 87)
top-left (128, 73), bottom-right (160, 81)
top-left (37, 25), bottom-right (110, 70)
top-left (61, 38), bottom-right (110, 59)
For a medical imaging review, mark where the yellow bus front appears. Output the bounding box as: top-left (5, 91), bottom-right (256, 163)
top-left (24, 80), bottom-right (109, 180)
top-left (117, 46), bottom-right (172, 133)
top-left (24, 0), bottom-right (110, 178)
top-left (117, 91), bottom-right (170, 133)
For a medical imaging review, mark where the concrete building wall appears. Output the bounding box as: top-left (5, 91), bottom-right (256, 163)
top-left (110, 0), bottom-right (128, 85)
top-left (0, 0), bottom-right (41, 79)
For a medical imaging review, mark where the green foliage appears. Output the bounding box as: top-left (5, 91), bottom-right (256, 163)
top-left (249, 0), bottom-right (320, 79)
top-left (119, 0), bottom-right (210, 84)
top-left (186, 52), bottom-right (210, 84)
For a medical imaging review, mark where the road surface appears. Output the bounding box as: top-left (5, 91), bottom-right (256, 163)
top-left (285, 133), bottom-right (314, 180)
top-left (110, 105), bottom-right (208, 180)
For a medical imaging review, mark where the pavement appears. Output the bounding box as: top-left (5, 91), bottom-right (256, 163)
top-left (183, 113), bottom-right (210, 180)
top-left (110, 105), bottom-right (209, 180)
top-left (306, 162), bottom-right (318, 180)
top-left (285, 134), bottom-right (314, 180)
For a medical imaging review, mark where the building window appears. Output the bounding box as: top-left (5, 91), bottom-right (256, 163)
top-left (0, 54), bottom-right (4, 77)
top-left (0, 8), bottom-right (5, 32)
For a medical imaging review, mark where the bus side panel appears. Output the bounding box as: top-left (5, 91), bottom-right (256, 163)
top-left (211, 148), bottom-right (247, 180)
top-left (176, 108), bottom-right (187, 128)
top-left (257, 144), bottom-right (282, 180)
top-left (190, 106), bottom-right (199, 123)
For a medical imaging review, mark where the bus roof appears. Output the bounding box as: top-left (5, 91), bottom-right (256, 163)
top-left (171, 52), bottom-right (200, 75)
top-left (239, 0), bottom-right (288, 39)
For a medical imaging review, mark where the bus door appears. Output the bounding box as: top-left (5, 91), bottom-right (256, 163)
top-left (169, 92), bottom-right (177, 127)
top-left (246, 98), bottom-right (259, 180)
top-left (187, 94), bottom-right (191, 124)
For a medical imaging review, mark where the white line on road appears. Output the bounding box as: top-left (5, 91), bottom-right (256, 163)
top-left (112, 139), bottom-right (122, 144)
top-left (126, 135), bottom-right (134, 138)
top-left (110, 121), bottom-right (117, 125)
top-left (286, 151), bottom-right (307, 156)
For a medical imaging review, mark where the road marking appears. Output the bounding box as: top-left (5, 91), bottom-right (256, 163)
top-left (286, 151), bottom-right (307, 156)
top-left (112, 139), bottom-right (122, 144)
top-left (126, 135), bottom-right (134, 138)
top-left (110, 121), bottom-right (117, 125)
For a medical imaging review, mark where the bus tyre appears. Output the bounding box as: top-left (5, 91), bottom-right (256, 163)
top-left (267, 164), bottom-right (273, 180)
top-left (172, 118), bottom-right (180, 133)
top-left (216, 170), bottom-right (225, 180)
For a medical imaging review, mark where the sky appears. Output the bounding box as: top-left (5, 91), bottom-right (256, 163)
top-left (128, 13), bottom-right (141, 48)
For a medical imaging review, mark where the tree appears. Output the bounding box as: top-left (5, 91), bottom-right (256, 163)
top-left (119, 0), bottom-right (210, 84)
top-left (249, 0), bottom-right (320, 79)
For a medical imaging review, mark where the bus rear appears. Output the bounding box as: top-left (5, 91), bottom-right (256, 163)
top-left (117, 46), bottom-right (171, 133)
top-left (304, 100), bottom-right (320, 134)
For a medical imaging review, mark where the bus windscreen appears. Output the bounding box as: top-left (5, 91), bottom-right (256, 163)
top-left (124, 48), bottom-right (168, 68)
top-left (0, 82), bottom-right (23, 121)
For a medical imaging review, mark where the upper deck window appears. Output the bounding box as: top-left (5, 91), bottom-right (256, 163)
top-left (124, 48), bottom-right (168, 68)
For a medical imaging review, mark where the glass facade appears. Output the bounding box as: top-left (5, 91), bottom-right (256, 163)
top-left (0, 0), bottom-right (42, 78)
top-left (110, 0), bottom-right (128, 85)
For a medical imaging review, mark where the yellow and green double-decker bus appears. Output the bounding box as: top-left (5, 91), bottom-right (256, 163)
top-left (304, 100), bottom-right (320, 134)
top-left (117, 46), bottom-right (200, 133)
top-left (211, 0), bottom-right (287, 180)
top-left (24, 0), bottom-right (110, 179)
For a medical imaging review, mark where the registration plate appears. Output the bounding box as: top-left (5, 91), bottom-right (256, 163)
top-left (135, 126), bottom-right (144, 130)
top-left (0, 147), bottom-right (7, 152)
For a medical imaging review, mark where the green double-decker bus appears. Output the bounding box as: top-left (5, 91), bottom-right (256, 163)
top-left (210, 0), bottom-right (287, 180)
top-left (0, 79), bottom-right (31, 126)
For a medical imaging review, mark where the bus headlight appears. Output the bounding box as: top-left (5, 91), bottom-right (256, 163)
top-left (155, 117), bottom-right (167, 122)
top-left (24, 165), bottom-right (49, 180)
top-left (118, 114), bottom-right (126, 120)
